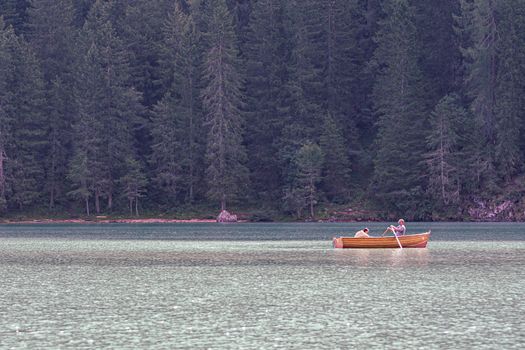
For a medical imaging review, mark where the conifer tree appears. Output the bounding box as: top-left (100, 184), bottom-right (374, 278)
top-left (425, 94), bottom-right (467, 207)
top-left (320, 113), bottom-right (351, 202)
top-left (456, 0), bottom-right (500, 194)
top-left (150, 93), bottom-right (183, 206)
top-left (277, 0), bottom-right (322, 190)
top-left (120, 157), bottom-right (147, 216)
top-left (294, 142), bottom-right (323, 218)
top-left (243, 0), bottom-right (292, 202)
top-left (494, 0), bottom-right (525, 181)
top-left (7, 34), bottom-right (46, 210)
top-left (458, 0), bottom-right (498, 144)
top-left (154, 3), bottom-right (203, 204)
top-left (115, 0), bottom-right (170, 107)
top-left (69, 0), bottom-right (143, 213)
top-left (0, 17), bottom-right (13, 212)
top-left (201, 0), bottom-right (248, 211)
top-left (28, 0), bottom-right (78, 208)
top-left (414, 0), bottom-right (462, 107)
top-left (371, 0), bottom-right (428, 214)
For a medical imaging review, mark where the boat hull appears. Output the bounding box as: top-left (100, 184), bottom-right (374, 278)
top-left (332, 232), bottom-right (430, 249)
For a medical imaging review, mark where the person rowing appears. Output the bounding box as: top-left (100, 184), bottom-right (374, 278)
top-left (383, 219), bottom-right (406, 236)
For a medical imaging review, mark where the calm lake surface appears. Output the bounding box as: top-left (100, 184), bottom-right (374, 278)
top-left (0, 222), bottom-right (523, 349)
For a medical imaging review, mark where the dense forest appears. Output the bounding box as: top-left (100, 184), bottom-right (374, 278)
top-left (1, 0), bottom-right (525, 221)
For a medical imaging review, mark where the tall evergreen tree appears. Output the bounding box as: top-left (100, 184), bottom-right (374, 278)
top-left (294, 142), bottom-right (323, 218)
top-left (455, 0), bottom-right (500, 194)
top-left (277, 0), bottom-right (322, 191)
top-left (28, 0), bottom-right (79, 208)
top-left (69, 0), bottom-right (143, 213)
top-left (150, 94), bottom-right (183, 206)
top-left (425, 94), bottom-right (467, 207)
top-left (156, 3), bottom-right (203, 204)
top-left (494, 0), bottom-right (525, 181)
top-left (319, 113), bottom-right (351, 202)
top-left (7, 33), bottom-right (46, 210)
top-left (371, 0), bottom-right (428, 215)
top-left (120, 157), bottom-right (147, 215)
top-left (201, 0), bottom-right (248, 210)
top-left (0, 17), bottom-right (14, 212)
top-left (414, 0), bottom-right (462, 107)
top-left (458, 0), bottom-right (498, 144)
top-left (115, 0), bottom-right (170, 107)
top-left (243, 0), bottom-right (292, 202)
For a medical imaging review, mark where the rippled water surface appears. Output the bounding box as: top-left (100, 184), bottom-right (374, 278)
top-left (0, 222), bottom-right (524, 349)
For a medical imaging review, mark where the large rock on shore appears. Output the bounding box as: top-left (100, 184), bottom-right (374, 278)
top-left (217, 210), bottom-right (237, 223)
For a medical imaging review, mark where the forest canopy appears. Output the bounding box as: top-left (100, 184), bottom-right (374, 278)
top-left (0, 0), bottom-right (525, 220)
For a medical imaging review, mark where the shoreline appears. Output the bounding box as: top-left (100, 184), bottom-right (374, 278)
top-left (0, 218), bottom-right (219, 224)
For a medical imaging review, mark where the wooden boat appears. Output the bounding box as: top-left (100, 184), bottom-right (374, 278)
top-left (332, 231), bottom-right (431, 249)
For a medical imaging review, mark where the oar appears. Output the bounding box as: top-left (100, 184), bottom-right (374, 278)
top-left (393, 231), bottom-right (403, 249)
top-left (384, 226), bottom-right (403, 249)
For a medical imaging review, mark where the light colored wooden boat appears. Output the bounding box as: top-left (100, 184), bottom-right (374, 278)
top-left (332, 231), bottom-right (431, 249)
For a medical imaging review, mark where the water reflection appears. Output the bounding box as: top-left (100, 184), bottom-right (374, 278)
top-left (332, 248), bottom-right (430, 267)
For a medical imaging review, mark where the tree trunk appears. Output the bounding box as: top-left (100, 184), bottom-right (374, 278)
top-left (135, 197), bottom-right (139, 216)
top-left (0, 149), bottom-right (5, 201)
top-left (188, 71), bottom-right (194, 204)
top-left (107, 192), bottom-right (113, 212)
top-left (221, 193), bottom-right (226, 211)
top-left (95, 188), bottom-right (100, 214)
top-left (309, 177), bottom-right (315, 218)
top-left (85, 196), bottom-right (90, 216)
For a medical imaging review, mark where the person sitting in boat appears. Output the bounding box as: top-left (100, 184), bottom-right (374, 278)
top-left (384, 219), bottom-right (406, 236)
top-left (354, 228), bottom-right (370, 238)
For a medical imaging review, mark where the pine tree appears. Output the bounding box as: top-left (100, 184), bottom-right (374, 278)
top-left (455, 0), bottom-right (502, 193)
top-left (8, 34), bottom-right (47, 210)
top-left (120, 157), bottom-right (147, 216)
top-left (371, 0), bottom-right (428, 215)
top-left (0, 17), bottom-right (13, 212)
top-left (69, 0), bottom-right (144, 213)
top-left (150, 93), bottom-right (183, 207)
top-left (320, 113), bottom-right (351, 202)
top-left (277, 0), bottom-right (322, 192)
top-left (301, 1), bottom-right (363, 128)
top-left (458, 0), bottom-right (498, 144)
top-left (414, 0), bottom-right (462, 107)
top-left (201, 0), bottom-right (248, 210)
top-left (243, 0), bottom-right (292, 202)
top-left (115, 0), bottom-right (170, 107)
top-left (425, 94), bottom-right (467, 207)
top-left (28, 0), bottom-right (78, 208)
top-left (155, 3), bottom-right (203, 204)
top-left (494, 0), bottom-right (525, 181)
top-left (294, 142), bottom-right (323, 218)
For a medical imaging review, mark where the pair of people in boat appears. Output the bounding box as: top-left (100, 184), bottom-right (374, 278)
top-left (354, 219), bottom-right (406, 238)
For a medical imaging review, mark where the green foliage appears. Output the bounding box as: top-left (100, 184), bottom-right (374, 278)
top-left (2, 0), bottom-right (525, 220)
top-left (371, 0), bottom-right (429, 215)
top-left (425, 94), bottom-right (467, 208)
top-left (68, 0), bottom-right (144, 214)
top-left (201, 0), bottom-right (248, 210)
top-left (285, 142), bottom-right (324, 218)
top-left (319, 113), bottom-right (351, 202)
top-left (494, 0), bottom-right (525, 181)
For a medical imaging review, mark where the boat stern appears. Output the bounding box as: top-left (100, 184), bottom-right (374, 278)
top-left (333, 237), bottom-right (344, 249)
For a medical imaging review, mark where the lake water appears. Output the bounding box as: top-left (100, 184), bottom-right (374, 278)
top-left (0, 222), bottom-right (523, 349)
